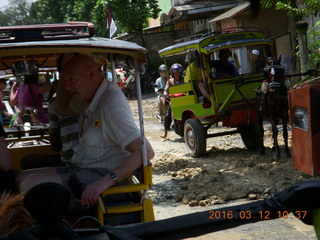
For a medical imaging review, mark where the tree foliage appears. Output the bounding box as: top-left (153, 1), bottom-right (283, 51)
top-left (0, 0), bottom-right (33, 26)
top-left (94, 0), bottom-right (160, 36)
top-left (261, 0), bottom-right (320, 71)
top-left (0, 0), bottom-right (160, 37)
top-left (261, 0), bottom-right (320, 19)
top-left (27, 0), bottom-right (160, 37)
top-left (306, 21), bottom-right (320, 68)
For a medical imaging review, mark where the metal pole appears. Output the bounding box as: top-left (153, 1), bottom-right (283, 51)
top-left (110, 53), bottom-right (117, 84)
top-left (134, 58), bottom-right (147, 167)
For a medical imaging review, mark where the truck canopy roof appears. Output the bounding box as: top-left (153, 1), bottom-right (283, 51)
top-left (159, 27), bottom-right (271, 57)
top-left (0, 22), bottom-right (147, 71)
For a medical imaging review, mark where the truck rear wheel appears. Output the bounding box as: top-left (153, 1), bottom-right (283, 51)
top-left (237, 123), bottom-right (261, 150)
top-left (184, 119), bottom-right (206, 157)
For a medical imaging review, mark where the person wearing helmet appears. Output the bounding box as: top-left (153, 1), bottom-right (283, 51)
top-left (161, 63), bottom-right (184, 138)
top-left (163, 63), bottom-right (184, 95)
top-left (154, 64), bottom-right (167, 122)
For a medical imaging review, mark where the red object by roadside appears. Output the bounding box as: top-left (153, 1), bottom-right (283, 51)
top-left (289, 78), bottom-right (320, 176)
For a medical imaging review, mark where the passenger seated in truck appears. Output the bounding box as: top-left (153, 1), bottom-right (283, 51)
top-left (212, 49), bottom-right (239, 78)
top-left (184, 52), bottom-right (212, 103)
top-left (251, 49), bottom-right (266, 73)
top-left (16, 53), bottom-right (154, 214)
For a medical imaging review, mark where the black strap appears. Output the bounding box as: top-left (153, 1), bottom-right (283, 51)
top-left (9, 229), bottom-right (39, 240)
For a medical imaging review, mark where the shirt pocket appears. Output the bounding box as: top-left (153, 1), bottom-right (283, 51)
top-left (81, 127), bottom-right (105, 160)
top-left (83, 127), bottom-right (100, 143)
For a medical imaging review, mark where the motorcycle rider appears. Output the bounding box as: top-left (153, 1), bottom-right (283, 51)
top-left (154, 64), bottom-right (168, 123)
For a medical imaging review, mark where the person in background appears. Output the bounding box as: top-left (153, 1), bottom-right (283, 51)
top-left (212, 49), bottom-right (239, 77)
top-left (278, 53), bottom-right (293, 76)
top-left (184, 51), bottom-right (211, 83)
top-left (48, 55), bottom-right (79, 164)
top-left (184, 52), bottom-right (212, 102)
top-left (154, 64), bottom-right (167, 123)
top-left (21, 55), bottom-right (79, 170)
top-left (0, 79), bottom-right (7, 125)
top-left (10, 72), bottom-right (50, 125)
top-left (161, 63), bottom-right (184, 138)
top-left (251, 49), bottom-right (266, 73)
top-left (16, 53), bottom-right (154, 210)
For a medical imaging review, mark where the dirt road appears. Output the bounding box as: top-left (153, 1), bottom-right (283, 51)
top-left (129, 93), bottom-right (318, 239)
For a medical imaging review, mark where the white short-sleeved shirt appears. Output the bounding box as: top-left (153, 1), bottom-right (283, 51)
top-left (71, 79), bottom-right (140, 171)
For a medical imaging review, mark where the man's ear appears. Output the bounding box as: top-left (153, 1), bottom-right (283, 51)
top-left (87, 67), bottom-right (95, 81)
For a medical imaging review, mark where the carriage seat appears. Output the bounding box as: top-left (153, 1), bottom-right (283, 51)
top-left (96, 164), bottom-right (154, 226)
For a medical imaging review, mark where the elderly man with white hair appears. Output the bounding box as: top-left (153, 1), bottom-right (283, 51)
top-left (16, 53), bottom-right (155, 209)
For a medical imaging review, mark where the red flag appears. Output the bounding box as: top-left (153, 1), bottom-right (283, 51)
top-left (106, 8), bottom-right (117, 38)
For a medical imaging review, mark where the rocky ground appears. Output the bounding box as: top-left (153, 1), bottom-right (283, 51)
top-left (130, 93), bottom-right (313, 208)
top-left (128, 93), bottom-right (319, 239)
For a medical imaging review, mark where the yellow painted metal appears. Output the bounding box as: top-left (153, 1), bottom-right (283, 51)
top-left (159, 31), bottom-right (271, 57)
top-left (160, 30), bottom-right (268, 122)
top-left (213, 74), bottom-right (264, 106)
top-left (101, 184), bottom-right (149, 196)
top-left (105, 204), bottom-right (143, 214)
top-left (170, 95), bottom-right (198, 108)
top-left (217, 88), bottom-right (237, 114)
top-left (159, 43), bottom-right (199, 57)
top-left (97, 164), bottom-right (154, 225)
top-left (171, 103), bottom-right (214, 121)
top-left (313, 209), bottom-right (320, 239)
top-left (143, 198), bottom-right (155, 222)
top-left (97, 196), bottom-right (106, 223)
top-left (6, 136), bottom-right (56, 170)
top-left (169, 82), bottom-right (195, 94)
top-left (144, 164), bottom-right (153, 186)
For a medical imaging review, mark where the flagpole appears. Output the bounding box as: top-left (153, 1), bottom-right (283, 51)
top-left (106, 7), bottom-right (117, 38)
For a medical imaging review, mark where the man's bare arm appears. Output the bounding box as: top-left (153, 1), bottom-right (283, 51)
top-left (81, 137), bottom-right (154, 206)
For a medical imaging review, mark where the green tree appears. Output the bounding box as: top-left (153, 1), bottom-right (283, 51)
top-left (307, 21), bottom-right (320, 68)
top-left (0, 0), bottom-right (33, 26)
top-left (28, 0), bottom-right (78, 24)
top-left (28, 0), bottom-right (160, 39)
top-left (94, 0), bottom-right (160, 36)
top-left (1, 0), bottom-right (160, 64)
top-left (92, 0), bottom-right (160, 65)
top-left (261, 0), bottom-right (320, 73)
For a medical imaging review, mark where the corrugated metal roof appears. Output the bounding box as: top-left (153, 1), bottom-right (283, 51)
top-left (171, 1), bottom-right (238, 16)
top-left (209, 1), bottom-right (250, 23)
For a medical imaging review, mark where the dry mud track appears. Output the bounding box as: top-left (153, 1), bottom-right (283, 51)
top-left (129, 93), bottom-right (318, 239)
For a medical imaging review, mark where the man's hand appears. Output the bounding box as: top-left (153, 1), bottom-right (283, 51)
top-left (81, 176), bottom-right (114, 206)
